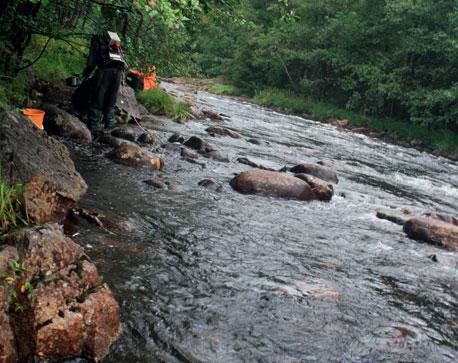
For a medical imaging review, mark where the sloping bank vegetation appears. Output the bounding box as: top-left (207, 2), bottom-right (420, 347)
top-left (191, 0), bottom-right (458, 156)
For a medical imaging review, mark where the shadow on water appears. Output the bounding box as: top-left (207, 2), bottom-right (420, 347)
top-left (69, 84), bottom-right (457, 362)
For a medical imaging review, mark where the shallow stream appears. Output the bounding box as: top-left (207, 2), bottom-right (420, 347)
top-left (71, 84), bottom-right (457, 363)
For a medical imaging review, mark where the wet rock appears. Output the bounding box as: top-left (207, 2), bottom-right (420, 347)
top-left (181, 147), bottom-right (199, 159)
top-left (163, 142), bottom-right (183, 153)
top-left (168, 133), bottom-right (185, 144)
top-left (237, 157), bottom-right (282, 171)
top-left (403, 217), bottom-right (458, 250)
top-left (98, 135), bottom-right (137, 148)
top-left (189, 105), bottom-right (205, 119)
top-left (423, 212), bottom-right (458, 226)
top-left (317, 159), bottom-right (333, 168)
top-left (107, 144), bottom-right (163, 170)
top-left (41, 104), bottom-right (92, 143)
top-left (184, 136), bottom-right (207, 151)
top-left (207, 150), bottom-right (229, 162)
top-left (376, 209), bottom-right (411, 225)
top-left (6, 224), bottom-right (121, 362)
top-left (328, 118), bottom-right (349, 128)
top-left (401, 207), bottom-right (415, 215)
top-left (198, 179), bottom-right (223, 192)
top-left (294, 174), bottom-right (334, 201)
top-left (111, 126), bottom-right (142, 142)
top-left (247, 138), bottom-right (262, 145)
top-left (272, 280), bottom-right (341, 301)
top-left (183, 158), bottom-right (206, 168)
top-left (202, 108), bottom-right (224, 121)
top-left (116, 85), bottom-right (142, 120)
top-left (0, 110), bottom-right (87, 224)
top-left (206, 127), bottom-right (241, 139)
top-left (230, 169), bottom-right (316, 201)
top-left (137, 132), bottom-right (155, 144)
top-left (44, 83), bottom-right (75, 106)
top-left (290, 163), bottom-right (339, 184)
top-left (0, 245), bottom-right (19, 363)
top-left (143, 178), bottom-right (167, 189)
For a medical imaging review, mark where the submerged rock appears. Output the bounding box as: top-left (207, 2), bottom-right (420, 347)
top-left (206, 127), bottom-right (241, 139)
top-left (230, 169), bottom-right (315, 201)
top-left (144, 178), bottom-right (168, 189)
top-left (4, 224), bottom-right (121, 362)
top-left (111, 126), bottom-right (142, 142)
top-left (41, 104), bottom-right (92, 143)
top-left (98, 135), bottom-right (137, 148)
top-left (0, 110), bottom-right (87, 224)
top-left (181, 147), bottom-right (199, 159)
top-left (107, 144), bottom-right (163, 170)
top-left (290, 163), bottom-right (339, 184)
top-left (198, 179), bottom-right (223, 192)
top-left (237, 157), bottom-right (282, 172)
top-left (376, 209), bottom-right (411, 225)
top-left (207, 150), bottom-right (229, 162)
top-left (404, 217), bottom-right (458, 250)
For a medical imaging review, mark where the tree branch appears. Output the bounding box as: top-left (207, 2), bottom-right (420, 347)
top-left (15, 37), bottom-right (51, 72)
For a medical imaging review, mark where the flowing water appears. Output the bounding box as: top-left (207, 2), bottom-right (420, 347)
top-left (70, 84), bottom-right (458, 363)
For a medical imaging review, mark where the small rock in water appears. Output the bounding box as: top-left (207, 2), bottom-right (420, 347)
top-left (198, 179), bottom-right (223, 192)
top-left (376, 208), bottom-right (411, 226)
top-left (168, 133), bottom-right (185, 143)
top-left (290, 162), bottom-right (339, 184)
top-left (181, 147), bottom-right (199, 159)
top-left (247, 138), bottom-right (261, 145)
top-left (143, 179), bottom-right (167, 189)
top-left (137, 132), bottom-right (155, 144)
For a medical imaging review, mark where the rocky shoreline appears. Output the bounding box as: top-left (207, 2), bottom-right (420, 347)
top-left (1, 77), bottom-right (457, 362)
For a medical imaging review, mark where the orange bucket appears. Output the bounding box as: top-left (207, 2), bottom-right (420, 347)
top-left (22, 108), bottom-right (45, 129)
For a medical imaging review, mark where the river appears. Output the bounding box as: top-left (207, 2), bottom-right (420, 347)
top-left (70, 83), bottom-right (458, 363)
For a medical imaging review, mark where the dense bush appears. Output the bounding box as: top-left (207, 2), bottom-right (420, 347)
top-left (192, 0), bottom-right (458, 131)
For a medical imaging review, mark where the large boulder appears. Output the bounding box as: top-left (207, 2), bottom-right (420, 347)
top-left (107, 144), bottom-right (163, 170)
top-left (230, 169), bottom-right (316, 201)
top-left (290, 163), bottom-right (339, 184)
top-left (116, 85), bottom-right (142, 120)
top-left (41, 104), bottom-right (92, 143)
top-left (403, 217), bottom-right (458, 250)
top-left (0, 110), bottom-right (87, 224)
top-left (0, 246), bottom-right (19, 363)
top-left (5, 224), bottom-right (121, 362)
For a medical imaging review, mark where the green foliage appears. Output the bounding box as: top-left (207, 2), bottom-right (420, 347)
top-left (208, 82), bottom-right (243, 96)
top-left (192, 0), bottom-right (458, 136)
top-left (137, 88), bottom-right (190, 121)
top-left (0, 73), bottom-right (29, 109)
top-left (254, 88), bottom-right (307, 114)
top-left (0, 174), bottom-right (28, 233)
top-left (28, 36), bottom-right (86, 83)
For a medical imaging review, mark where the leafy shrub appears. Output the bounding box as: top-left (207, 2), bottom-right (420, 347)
top-left (137, 88), bottom-right (190, 122)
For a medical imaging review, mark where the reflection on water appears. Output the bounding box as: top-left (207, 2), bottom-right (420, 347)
top-left (71, 84), bottom-right (457, 363)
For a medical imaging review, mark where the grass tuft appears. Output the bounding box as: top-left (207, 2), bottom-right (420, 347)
top-left (254, 88), bottom-right (308, 114)
top-left (0, 173), bottom-right (28, 233)
top-left (137, 88), bottom-right (190, 122)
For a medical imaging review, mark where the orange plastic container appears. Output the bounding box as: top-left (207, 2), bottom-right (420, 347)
top-left (22, 108), bottom-right (45, 129)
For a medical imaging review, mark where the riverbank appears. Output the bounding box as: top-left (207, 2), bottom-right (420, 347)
top-left (178, 78), bottom-right (458, 161)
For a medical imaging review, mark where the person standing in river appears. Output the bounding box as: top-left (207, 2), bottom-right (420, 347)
top-left (82, 29), bottom-right (127, 135)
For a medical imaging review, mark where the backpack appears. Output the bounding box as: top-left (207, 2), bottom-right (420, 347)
top-left (99, 31), bottom-right (127, 69)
